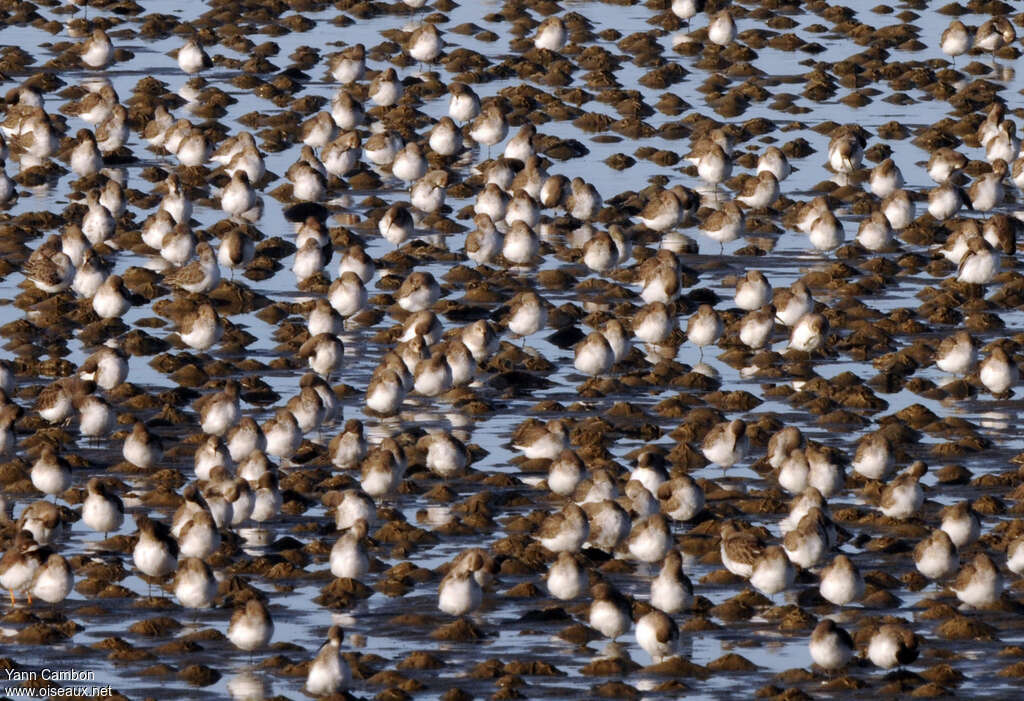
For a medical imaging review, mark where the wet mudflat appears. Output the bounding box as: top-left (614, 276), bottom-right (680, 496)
top-left (0, 0), bottom-right (1023, 699)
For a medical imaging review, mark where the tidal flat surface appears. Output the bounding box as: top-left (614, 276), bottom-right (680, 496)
top-left (0, 0), bottom-right (1023, 699)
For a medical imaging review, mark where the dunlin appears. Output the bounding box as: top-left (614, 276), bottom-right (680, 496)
top-left (262, 408), bottom-right (301, 459)
top-left (926, 147), bottom-right (967, 185)
top-left (92, 274), bottom-right (132, 320)
top-left (173, 557), bottom-right (217, 609)
top-left (773, 281), bottom-right (813, 327)
top-left (939, 501), bottom-right (981, 549)
top-left (624, 480), bottom-right (658, 519)
top-left (300, 111), bottom-right (337, 149)
top-left (975, 16), bottom-right (1016, 55)
top-left (869, 158), bottom-right (903, 198)
top-left (935, 330), bottom-right (976, 375)
top-left (940, 20), bottom-right (972, 61)
top-left (329, 43), bottom-right (365, 84)
top-left (333, 488), bottom-right (376, 531)
top-left (412, 353), bottom-right (453, 397)
top-left (657, 476), bottom-right (704, 523)
top-left (30, 446), bottom-right (70, 500)
top-left (783, 512), bottom-right (829, 570)
top-left (851, 432), bottom-right (894, 481)
top-left (82, 478), bottom-right (124, 538)
top-left (956, 236), bottom-right (999, 286)
top-left (639, 188), bottom-right (683, 232)
top-left (636, 609), bottom-right (679, 663)
top-left (73, 249), bottom-right (108, 298)
top-left (818, 554), bottom-right (864, 606)
top-left (228, 598), bottom-right (274, 653)
top-left (952, 553), bottom-right (1002, 608)
top-left (122, 422), bottom-right (161, 470)
top-left (286, 386), bottom-right (327, 435)
top-left (856, 210), bottom-right (894, 251)
top-left (536, 503), bottom-right (589, 553)
top-left (396, 271), bottom-right (440, 313)
top-left (810, 619), bottom-right (854, 673)
top-left (827, 129), bottom-right (864, 175)
top-left (468, 103), bottom-right (508, 150)
top-left (757, 146), bottom-right (790, 181)
top-left (365, 368), bottom-right (405, 416)
top-left (77, 394), bottom-right (114, 440)
top-left (699, 201), bottom-right (744, 247)
top-left (574, 331), bottom-right (614, 377)
top-left (534, 16), bottom-right (567, 51)
top-left (735, 271), bottom-right (772, 311)
top-left (360, 446), bottom-right (404, 499)
top-left (546, 551), bottom-right (586, 601)
top-left (329, 271), bottom-right (368, 318)
top-left (984, 126), bottom-right (1017, 165)
top-left (651, 550), bottom-right (692, 614)
top-left (736, 171), bottom-right (779, 209)
top-left (177, 38), bottom-right (212, 74)
top-left (438, 554), bottom-right (483, 616)
top-left (707, 9), bottom-right (736, 46)
top-left (686, 304), bottom-right (722, 359)
top-left (768, 426), bottom-right (804, 470)
top-left (502, 221), bottom-right (539, 265)
top-left (447, 82), bottom-right (480, 123)
top-left (505, 126), bottom-right (537, 165)
top-left (298, 333), bottom-right (345, 380)
top-left (177, 510), bottom-right (220, 559)
top-left (788, 313), bottom-right (828, 353)
top-left (330, 419), bottom-right (367, 470)
top-left (928, 182), bottom-right (965, 221)
top-left (18, 501), bottom-right (60, 546)
top-left (582, 499), bottom-right (630, 552)
top-left (70, 129), bottom-right (102, 177)
top-left (251, 473), bottom-right (282, 524)
top-left (914, 529), bottom-right (957, 582)
top-left (407, 22), bottom-right (443, 63)
top-left (627, 514), bottom-right (671, 563)
top-left (589, 581), bottom-right (631, 641)
top-left (324, 130), bottom-right (362, 174)
top-left (514, 419), bottom-right (569, 460)
top-left (778, 448), bottom-right (810, 495)
top-left (979, 346), bottom-right (1018, 395)
top-left (750, 545), bottom-right (795, 597)
top-left (134, 511), bottom-right (178, 577)
top-left (30, 553), bottom-right (72, 605)
top-left (720, 521), bottom-right (764, 578)
top-left (411, 169), bottom-right (448, 213)
top-left (0, 530), bottom-right (41, 604)
top-left (221, 171), bottom-right (257, 219)
top-left (428, 117), bottom-right (461, 157)
top-left (424, 431), bottom-right (468, 480)
top-left (392, 142), bottom-right (427, 183)
top-left (306, 626), bottom-right (350, 696)
top-left (505, 290), bottom-right (548, 340)
top-left (228, 419), bottom-right (266, 464)
top-left (547, 449), bottom-right (585, 497)
top-left (80, 28), bottom-right (113, 68)
top-left (165, 242), bottom-right (221, 294)
top-left (746, 307), bottom-right (783, 355)
top-left (702, 419), bottom-right (748, 469)
top-left (633, 302), bottom-right (674, 345)
top-left (1008, 535), bottom-right (1024, 576)
top-left (867, 624), bottom-right (919, 670)
top-left (330, 518), bottom-right (370, 580)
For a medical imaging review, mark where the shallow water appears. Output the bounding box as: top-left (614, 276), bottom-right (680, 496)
top-left (0, 0), bottom-right (1023, 699)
